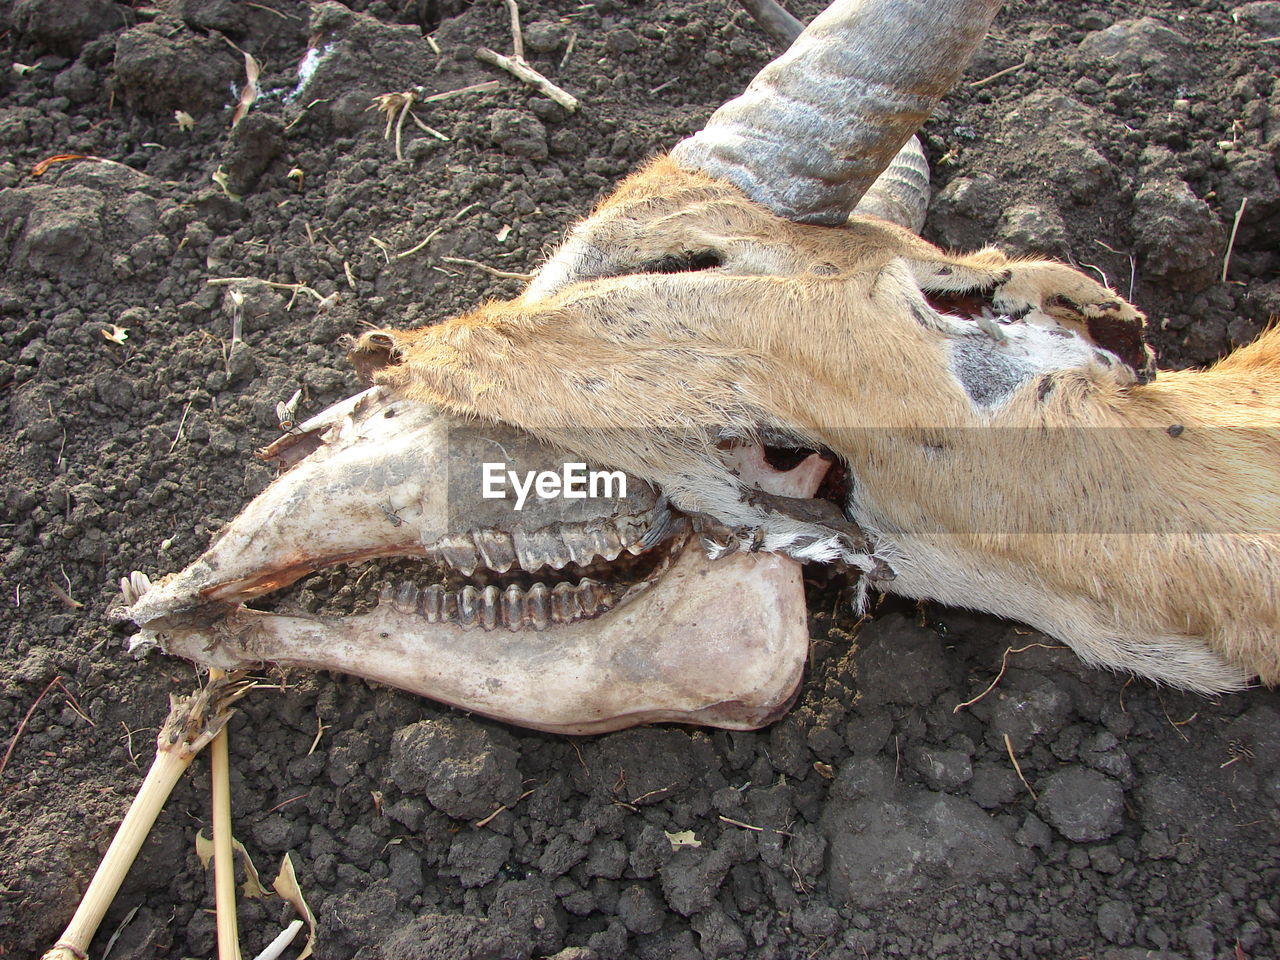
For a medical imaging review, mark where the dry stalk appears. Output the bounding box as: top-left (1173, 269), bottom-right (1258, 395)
top-left (41, 677), bottom-right (251, 960)
top-left (558, 32), bottom-right (577, 71)
top-left (395, 226), bottom-right (443, 260)
top-left (206, 277), bottom-right (334, 311)
top-left (369, 92), bottom-right (415, 160)
top-left (418, 80), bottom-right (501, 104)
top-left (209, 668), bottom-right (242, 960)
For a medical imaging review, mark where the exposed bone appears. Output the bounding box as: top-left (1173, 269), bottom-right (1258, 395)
top-left (134, 543), bottom-right (812, 735)
top-left (126, 388), bottom-right (657, 629)
top-left (125, 390), bottom-right (836, 733)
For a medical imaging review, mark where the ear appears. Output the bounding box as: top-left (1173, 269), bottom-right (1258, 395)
top-left (347, 330), bottom-right (404, 384)
top-left (907, 248), bottom-right (1157, 387)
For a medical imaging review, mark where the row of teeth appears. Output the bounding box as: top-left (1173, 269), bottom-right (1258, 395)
top-left (431, 515), bottom-right (656, 575)
top-left (377, 579), bottom-right (617, 631)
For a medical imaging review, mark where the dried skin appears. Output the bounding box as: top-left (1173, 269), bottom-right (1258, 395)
top-left (366, 156), bottom-right (1280, 694)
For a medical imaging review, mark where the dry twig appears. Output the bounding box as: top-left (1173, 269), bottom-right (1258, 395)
top-left (1003, 733), bottom-right (1037, 801)
top-left (1222, 196), bottom-right (1248, 282)
top-left (952, 643), bottom-right (1067, 713)
top-left (0, 677), bottom-right (61, 778)
top-left (440, 256), bottom-right (535, 281)
top-left (475, 1), bottom-right (579, 112)
top-left (476, 47), bottom-right (580, 111)
top-left (969, 59), bottom-right (1027, 88)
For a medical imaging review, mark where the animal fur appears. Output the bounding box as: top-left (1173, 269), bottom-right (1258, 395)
top-left (357, 156), bottom-right (1280, 694)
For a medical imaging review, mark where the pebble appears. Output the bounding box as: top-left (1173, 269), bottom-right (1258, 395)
top-left (389, 717), bottom-right (522, 819)
top-left (1036, 766), bottom-right (1125, 842)
top-left (1132, 179), bottom-right (1223, 290)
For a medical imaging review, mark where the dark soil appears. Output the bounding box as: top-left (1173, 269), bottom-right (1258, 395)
top-left (2, 1), bottom-right (1279, 958)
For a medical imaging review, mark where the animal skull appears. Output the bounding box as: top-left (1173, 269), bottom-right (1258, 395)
top-left (125, 387), bottom-right (832, 733)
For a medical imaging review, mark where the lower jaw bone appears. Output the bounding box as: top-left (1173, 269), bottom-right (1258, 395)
top-left (144, 544), bottom-right (809, 735)
top-left (127, 390), bottom-right (825, 734)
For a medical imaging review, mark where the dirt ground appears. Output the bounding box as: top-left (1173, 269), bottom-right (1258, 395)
top-left (2, 0), bottom-right (1279, 957)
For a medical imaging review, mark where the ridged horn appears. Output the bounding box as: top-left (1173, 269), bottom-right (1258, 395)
top-left (674, 0), bottom-right (1001, 225)
top-left (852, 134), bottom-right (930, 232)
top-left (735, 0), bottom-right (932, 233)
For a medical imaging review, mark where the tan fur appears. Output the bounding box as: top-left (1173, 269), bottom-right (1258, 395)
top-left (363, 156), bottom-right (1280, 694)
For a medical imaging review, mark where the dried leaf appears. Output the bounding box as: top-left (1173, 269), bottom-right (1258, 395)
top-left (174, 110), bottom-right (195, 131)
top-left (273, 853), bottom-right (317, 960)
top-left (194, 829), bottom-right (270, 899)
top-left (102, 324), bottom-right (129, 344)
top-left (237, 839), bottom-right (270, 900)
top-left (211, 166), bottom-right (242, 201)
top-left (231, 51), bottom-right (261, 128)
top-left (32, 154), bottom-right (88, 177)
top-left (664, 829), bottom-right (701, 850)
top-left (195, 829), bottom-right (214, 869)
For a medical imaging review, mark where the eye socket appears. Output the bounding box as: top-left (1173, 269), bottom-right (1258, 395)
top-left (640, 250), bottom-right (723, 275)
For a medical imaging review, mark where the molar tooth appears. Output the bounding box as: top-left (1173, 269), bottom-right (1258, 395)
top-left (377, 583), bottom-right (395, 606)
top-left (592, 526), bottom-right (625, 562)
top-left (392, 582), bottom-right (419, 614)
top-left (480, 585), bottom-right (500, 631)
top-left (474, 529), bottom-right (517, 573)
top-left (551, 581), bottom-right (581, 623)
top-left (421, 585), bottom-right (444, 622)
top-left (437, 534), bottom-right (480, 576)
top-left (458, 585), bottom-right (480, 628)
top-left (614, 514), bottom-right (650, 554)
top-left (561, 525), bottom-right (602, 565)
top-left (502, 583), bottom-right (524, 632)
top-left (440, 588), bottom-right (459, 624)
top-left (525, 582), bottom-right (550, 631)
top-left (577, 579), bottom-right (614, 618)
top-left (514, 527), bottom-right (568, 572)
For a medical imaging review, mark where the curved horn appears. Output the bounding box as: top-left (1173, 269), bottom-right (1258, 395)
top-left (735, 0), bottom-right (931, 233)
top-left (674, 0), bottom-right (1001, 225)
top-left (737, 0), bottom-right (804, 46)
top-left (852, 134), bottom-right (930, 232)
